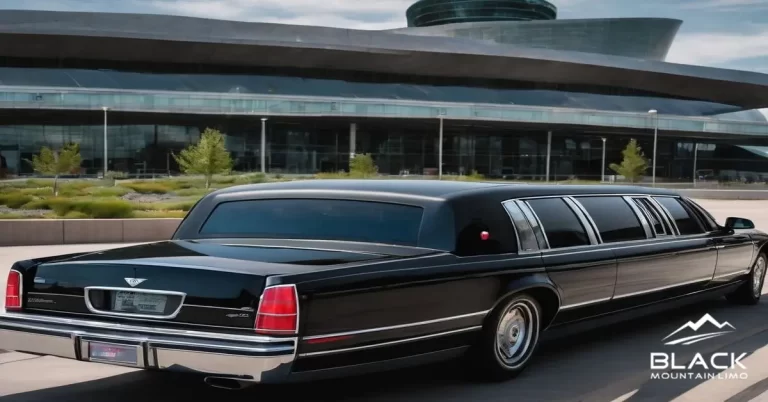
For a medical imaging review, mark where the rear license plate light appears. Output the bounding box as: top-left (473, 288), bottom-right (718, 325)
top-left (88, 342), bottom-right (139, 366)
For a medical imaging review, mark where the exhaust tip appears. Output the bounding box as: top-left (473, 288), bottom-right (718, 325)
top-left (203, 376), bottom-right (252, 390)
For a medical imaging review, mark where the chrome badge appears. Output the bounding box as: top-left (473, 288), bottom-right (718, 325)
top-left (125, 278), bottom-right (147, 287)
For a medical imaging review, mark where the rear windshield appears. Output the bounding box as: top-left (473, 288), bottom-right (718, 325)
top-left (199, 199), bottom-right (424, 246)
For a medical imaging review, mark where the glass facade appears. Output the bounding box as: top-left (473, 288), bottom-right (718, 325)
top-left (406, 0), bottom-right (557, 27)
top-left (1, 111), bottom-right (767, 181)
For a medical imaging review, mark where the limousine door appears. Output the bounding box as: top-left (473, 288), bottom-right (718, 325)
top-left (518, 197), bottom-right (617, 313)
top-left (572, 195), bottom-right (718, 303)
top-left (684, 198), bottom-right (755, 282)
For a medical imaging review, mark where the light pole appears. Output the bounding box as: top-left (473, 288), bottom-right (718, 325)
top-left (601, 137), bottom-right (606, 183)
top-left (438, 115), bottom-right (444, 180)
top-left (648, 109), bottom-right (658, 186)
top-left (692, 142), bottom-right (699, 187)
top-left (260, 118), bottom-right (267, 174)
top-left (102, 106), bottom-right (109, 176)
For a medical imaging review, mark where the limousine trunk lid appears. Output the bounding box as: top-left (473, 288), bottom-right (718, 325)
top-left (20, 240), bottom-right (411, 329)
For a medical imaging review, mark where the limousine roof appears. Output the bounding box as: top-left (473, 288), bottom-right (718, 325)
top-left (216, 179), bottom-right (680, 200)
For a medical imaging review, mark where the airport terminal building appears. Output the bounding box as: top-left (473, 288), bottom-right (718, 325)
top-left (1, 0), bottom-right (768, 180)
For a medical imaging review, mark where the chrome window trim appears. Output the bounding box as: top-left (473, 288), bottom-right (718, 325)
top-left (566, 196), bottom-right (603, 244)
top-left (298, 326), bottom-right (482, 358)
top-left (517, 200), bottom-right (550, 249)
top-left (302, 310), bottom-right (489, 341)
top-left (621, 195), bottom-right (653, 239)
top-left (647, 196), bottom-right (679, 235)
top-left (563, 197), bottom-right (599, 245)
top-left (84, 287), bottom-right (187, 320)
top-left (631, 196), bottom-right (669, 237)
top-left (501, 200), bottom-right (539, 254)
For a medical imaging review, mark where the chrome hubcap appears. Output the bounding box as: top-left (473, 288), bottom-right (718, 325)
top-left (495, 301), bottom-right (536, 368)
top-left (753, 256), bottom-right (766, 297)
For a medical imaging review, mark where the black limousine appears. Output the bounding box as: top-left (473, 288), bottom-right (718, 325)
top-left (1, 180), bottom-right (766, 389)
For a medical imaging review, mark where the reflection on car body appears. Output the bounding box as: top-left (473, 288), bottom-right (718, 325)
top-left (0, 180), bottom-right (766, 389)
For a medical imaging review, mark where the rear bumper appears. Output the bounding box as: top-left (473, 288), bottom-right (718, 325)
top-left (0, 311), bottom-right (295, 383)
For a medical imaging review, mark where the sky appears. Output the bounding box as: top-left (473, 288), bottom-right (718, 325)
top-left (2, 0), bottom-right (768, 115)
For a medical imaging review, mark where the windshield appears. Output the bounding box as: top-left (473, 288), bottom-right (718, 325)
top-left (199, 199), bottom-right (424, 246)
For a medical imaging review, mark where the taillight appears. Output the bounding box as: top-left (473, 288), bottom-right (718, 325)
top-left (254, 284), bottom-right (298, 335)
top-left (5, 270), bottom-right (21, 310)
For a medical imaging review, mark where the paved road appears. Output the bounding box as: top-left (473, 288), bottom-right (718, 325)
top-left (0, 199), bottom-right (767, 401)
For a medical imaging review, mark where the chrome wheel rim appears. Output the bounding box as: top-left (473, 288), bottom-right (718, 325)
top-left (495, 300), bottom-right (537, 369)
top-left (753, 256), bottom-right (766, 297)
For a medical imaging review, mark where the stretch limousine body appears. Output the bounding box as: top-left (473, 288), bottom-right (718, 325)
top-left (0, 180), bottom-right (766, 388)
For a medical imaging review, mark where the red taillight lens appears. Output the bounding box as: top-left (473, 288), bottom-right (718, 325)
top-left (254, 285), bottom-right (297, 335)
top-left (5, 270), bottom-right (21, 310)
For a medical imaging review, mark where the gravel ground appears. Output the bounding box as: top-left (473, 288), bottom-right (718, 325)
top-left (0, 206), bottom-right (48, 217)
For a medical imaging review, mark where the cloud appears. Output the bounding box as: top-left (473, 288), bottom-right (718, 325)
top-left (147, 0), bottom-right (411, 29)
top-left (679, 0), bottom-right (768, 9)
top-left (666, 29), bottom-right (768, 66)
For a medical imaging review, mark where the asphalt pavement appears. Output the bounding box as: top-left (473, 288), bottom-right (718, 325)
top-left (0, 199), bottom-right (767, 402)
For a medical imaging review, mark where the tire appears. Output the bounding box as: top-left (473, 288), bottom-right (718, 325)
top-left (726, 252), bottom-right (766, 305)
top-left (469, 293), bottom-right (542, 381)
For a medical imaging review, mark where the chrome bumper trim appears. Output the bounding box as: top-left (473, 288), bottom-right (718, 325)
top-left (0, 312), bottom-right (295, 383)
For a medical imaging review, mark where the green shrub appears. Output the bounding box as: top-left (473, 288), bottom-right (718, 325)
top-left (0, 193), bottom-right (34, 209)
top-left (88, 187), bottom-right (131, 197)
top-left (67, 199), bottom-right (134, 218)
top-left (314, 172), bottom-right (351, 179)
top-left (18, 187), bottom-right (54, 197)
top-left (0, 213), bottom-right (29, 219)
top-left (121, 182), bottom-right (174, 194)
top-left (349, 154), bottom-right (378, 178)
top-left (62, 211), bottom-right (89, 219)
top-left (25, 179), bottom-right (54, 188)
top-left (213, 176), bottom-right (237, 184)
top-left (131, 200), bottom-right (198, 212)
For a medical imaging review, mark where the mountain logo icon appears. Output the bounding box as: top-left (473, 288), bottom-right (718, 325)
top-left (662, 313), bottom-right (735, 346)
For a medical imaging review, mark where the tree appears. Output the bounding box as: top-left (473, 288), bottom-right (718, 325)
top-left (609, 139), bottom-right (649, 183)
top-left (349, 153), bottom-right (378, 178)
top-left (173, 128), bottom-right (233, 188)
top-left (29, 143), bottom-right (82, 196)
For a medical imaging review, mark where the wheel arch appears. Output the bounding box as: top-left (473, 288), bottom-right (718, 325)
top-left (488, 273), bottom-right (561, 331)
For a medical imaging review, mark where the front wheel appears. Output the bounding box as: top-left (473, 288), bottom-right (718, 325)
top-left (469, 294), bottom-right (542, 381)
top-left (726, 252), bottom-right (766, 305)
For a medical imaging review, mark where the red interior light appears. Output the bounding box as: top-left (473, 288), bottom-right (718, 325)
top-left (254, 285), bottom-right (298, 335)
top-left (480, 231), bottom-right (490, 241)
top-left (5, 270), bottom-right (21, 310)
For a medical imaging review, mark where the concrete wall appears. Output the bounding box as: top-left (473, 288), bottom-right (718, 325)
top-left (0, 219), bottom-right (182, 247)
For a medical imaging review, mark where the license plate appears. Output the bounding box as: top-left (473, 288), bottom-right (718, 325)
top-left (113, 291), bottom-right (167, 315)
top-left (89, 342), bottom-right (139, 365)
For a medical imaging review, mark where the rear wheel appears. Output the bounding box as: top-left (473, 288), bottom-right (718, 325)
top-left (726, 252), bottom-right (766, 305)
top-left (470, 294), bottom-right (541, 381)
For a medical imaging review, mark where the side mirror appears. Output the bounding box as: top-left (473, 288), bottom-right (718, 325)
top-left (725, 217), bottom-right (755, 230)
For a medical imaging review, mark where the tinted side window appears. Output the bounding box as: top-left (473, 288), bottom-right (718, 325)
top-left (527, 198), bottom-right (590, 249)
top-left (682, 198), bottom-right (718, 231)
top-left (575, 196), bottom-right (647, 243)
top-left (654, 197), bottom-right (704, 235)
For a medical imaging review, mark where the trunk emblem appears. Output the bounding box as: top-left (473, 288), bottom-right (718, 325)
top-left (125, 278), bottom-right (147, 287)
